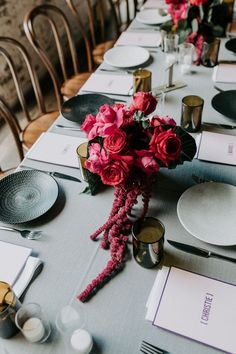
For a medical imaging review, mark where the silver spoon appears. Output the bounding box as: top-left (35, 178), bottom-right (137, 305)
top-left (0, 226), bottom-right (42, 240)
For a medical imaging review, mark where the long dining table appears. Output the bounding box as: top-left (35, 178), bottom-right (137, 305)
top-left (1, 10), bottom-right (236, 354)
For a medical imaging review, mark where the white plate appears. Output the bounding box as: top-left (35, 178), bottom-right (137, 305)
top-left (136, 9), bottom-right (171, 25)
top-left (103, 46), bottom-right (150, 68)
top-left (177, 182), bottom-right (236, 246)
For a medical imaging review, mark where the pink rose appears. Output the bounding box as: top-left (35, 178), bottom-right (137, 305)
top-left (130, 92), bottom-right (157, 116)
top-left (96, 104), bottom-right (125, 136)
top-left (85, 143), bottom-right (110, 174)
top-left (150, 115), bottom-right (176, 127)
top-left (100, 160), bottom-right (130, 186)
top-left (149, 128), bottom-right (181, 166)
top-left (81, 114), bottom-right (96, 137)
top-left (135, 150), bottom-right (160, 175)
top-left (103, 130), bottom-right (127, 154)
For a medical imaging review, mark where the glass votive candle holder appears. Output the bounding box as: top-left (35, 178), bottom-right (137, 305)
top-left (15, 303), bottom-right (51, 343)
top-left (181, 95), bottom-right (204, 132)
top-left (132, 217), bottom-right (165, 268)
top-left (133, 68), bottom-right (152, 93)
top-left (55, 305), bottom-right (93, 354)
top-left (178, 42), bottom-right (195, 74)
top-left (76, 142), bottom-right (89, 182)
top-left (0, 281), bottom-right (21, 339)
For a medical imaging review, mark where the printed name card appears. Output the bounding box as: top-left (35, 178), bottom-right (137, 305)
top-left (197, 131), bottom-right (236, 166)
top-left (115, 31), bottom-right (161, 48)
top-left (212, 63), bottom-right (236, 83)
top-left (152, 267), bottom-right (236, 353)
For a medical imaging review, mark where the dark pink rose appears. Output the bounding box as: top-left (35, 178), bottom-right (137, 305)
top-left (150, 115), bottom-right (176, 127)
top-left (85, 143), bottom-right (110, 174)
top-left (100, 160), bottom-right (130, 186)
top-left (96, 104), bottom-right (125, 137)
top-left (149, 128), bottom-right (181, 166)
top-left (81, 114), bottom-right (96, 137)
top-left (130, 92), bottom-right (157, 115)
top-left (103, 130), bottom-right (127, 154)
top-left (135, 150), bottom-right (160, 175)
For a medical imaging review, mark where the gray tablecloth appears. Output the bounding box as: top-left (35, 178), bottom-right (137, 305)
top-left (1, 21), bottom-right (236, 354)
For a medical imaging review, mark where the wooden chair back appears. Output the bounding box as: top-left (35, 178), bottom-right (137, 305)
top-left (0, 96), bottom-right (24, 161)
top-left (87, 0), bottom-right (120, 47)
top-left (0, 36), bottom-right (60, 150)
top-left (23, 4), bottom-right (84, 102)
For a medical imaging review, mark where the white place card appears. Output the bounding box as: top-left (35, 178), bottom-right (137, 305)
top-left (212, 63), bottom-right (236, 83)
top-left (80, 73), bottom-right (133, 96)
top-left (26, 132), bottom-right (87, 168)
top-left (197, 131), bottom-right (236, 166)
top-left (0, 240), bottom-right (32, 285)
top-left (151, 266), bottom-right (236, 353)
top-left (115, 31), bottom-right (161, 47)
top-left (143, 0), bottom-right (167, 8)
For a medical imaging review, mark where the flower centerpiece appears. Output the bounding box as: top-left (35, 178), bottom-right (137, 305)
top-left (161, 0), bottom-right (232, 64)
top-left (78, 92), bottom-right (196, 302)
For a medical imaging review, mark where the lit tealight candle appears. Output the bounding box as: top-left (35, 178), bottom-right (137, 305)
top-left (70, 328), bottom-right (93, 354)
top-left (22, 317), bottom-right (45, 343)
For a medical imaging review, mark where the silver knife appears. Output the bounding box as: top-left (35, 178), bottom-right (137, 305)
top-left (203, 122), bottom-right (236, 129)
top-left (20, 165), bottom-right (81, 183)
top-left (167, 240), bottom-right (236, 263)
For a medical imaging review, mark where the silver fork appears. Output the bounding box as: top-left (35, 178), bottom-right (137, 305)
top-left (0, 226), bottom-right (42, 240)
top-left (140, 340), bottom-right (168, 354)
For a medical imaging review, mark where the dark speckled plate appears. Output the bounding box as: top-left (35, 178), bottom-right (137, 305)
top-left (0, 170), bottom-right (59, 224)
top-left (225, 38), bottom-right (236, 53)
top-left (61, 94), bottom-right (115, 123)
top-left (211, 90), bottom-right (236, 120)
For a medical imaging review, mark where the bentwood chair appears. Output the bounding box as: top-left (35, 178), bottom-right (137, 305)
top-left (84, 0), bottom-right (121, 66)
top-left (23, 4), bottom-right (92, 99)
top-left (0, 36), bottom-right (60, 152)
top-left (0, 96), bottom-right (24, 178)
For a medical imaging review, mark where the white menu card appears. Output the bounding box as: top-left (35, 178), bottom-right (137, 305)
top-left (197, 131), bottom-right (236, 166)
top-left (115, 31), bottom-right (161, 47)
top-left (212, 63), bottom-right (236, 83)
top-left (0, 240), bottom-right (31, 285)
top-left (26, 132), bottom-right (87, 168)
top-left (80, 73), bottom-right (133, 96)
top-left (150, 266), bottom-right (236, 353)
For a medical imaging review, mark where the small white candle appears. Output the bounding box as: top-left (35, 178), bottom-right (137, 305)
top-left (70, 329), bottom-right (93, 354)
top-left (181, 64), bottom-right (191, 74)
top-left (183, 54), bottom-right (192, 65)
top-left (22, 317), bottom-right (45, 343)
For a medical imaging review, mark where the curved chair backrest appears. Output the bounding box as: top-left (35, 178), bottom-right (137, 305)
top-left (86, 0), bottom-right (120, 49)
top-left (0, 36), bottom-right (48, 122)
top-left (65, 0), bottom-right (93, 73)
top-left (0, 96), bottom-right (24, 161)
top-left (23, 4), bottom-right (80, 106)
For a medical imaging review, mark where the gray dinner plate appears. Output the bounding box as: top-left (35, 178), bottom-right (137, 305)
top-left (61, 94), bottom-right (115, 123)
top-left (0, 170), bottom-right (59, 224)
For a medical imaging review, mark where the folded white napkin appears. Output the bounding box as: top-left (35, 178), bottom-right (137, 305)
top-left (146, 266), bottom-right (169, 321)
top-left (80, 73), bottom-right (133, 96)
top-left (13, 256), bottom-right (43, 298)
top-left (115, 31), bottom-right (161, 48)
top-left (212, 63), bottom-right (236, 83)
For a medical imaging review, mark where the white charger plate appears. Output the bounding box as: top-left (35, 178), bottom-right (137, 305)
top-left (136, 9), bottom-right (171, 25)
top-left (103, 46), bottom-right (150, 68)
top-left (177, 182), bottom-right (236, 246)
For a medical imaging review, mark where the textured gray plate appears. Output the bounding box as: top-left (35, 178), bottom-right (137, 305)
top-left (61, 94), bottom-right (115, 123)
top-left (0, 170), bottom-right (59, 224)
